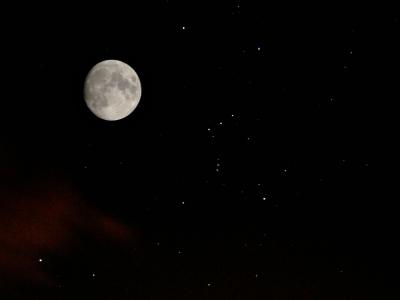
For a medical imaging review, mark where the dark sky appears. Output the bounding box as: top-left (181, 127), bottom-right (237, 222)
top-left (1, 3), bottom-right (399, 299)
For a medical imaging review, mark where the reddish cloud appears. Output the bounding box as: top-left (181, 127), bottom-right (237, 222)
top-left (0, 175), bottom-right (135, 289)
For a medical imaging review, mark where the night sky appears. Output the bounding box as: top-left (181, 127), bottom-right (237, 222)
top-left (1, 3), bottom-right (399, 299)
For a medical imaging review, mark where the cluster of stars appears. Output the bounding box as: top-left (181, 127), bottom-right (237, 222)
top-left (216, 157), bottom-right (221, 173)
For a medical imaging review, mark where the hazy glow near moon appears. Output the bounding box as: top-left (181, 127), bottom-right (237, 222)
top-left (84, 60), bottom-right (142, 121)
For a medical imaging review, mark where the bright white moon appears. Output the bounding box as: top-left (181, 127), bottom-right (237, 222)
top-left (84, 60), bottom-right (142, 121)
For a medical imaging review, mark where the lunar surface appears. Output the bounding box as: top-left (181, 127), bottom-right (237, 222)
top-left (84, 60), bottom-right (142, 121)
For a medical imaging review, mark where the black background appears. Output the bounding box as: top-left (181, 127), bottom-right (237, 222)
top-left (1, 2), bottom-right (399, 299)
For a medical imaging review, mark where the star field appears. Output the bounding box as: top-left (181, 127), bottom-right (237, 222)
top-left (0, 2), bottom-right (399, 299)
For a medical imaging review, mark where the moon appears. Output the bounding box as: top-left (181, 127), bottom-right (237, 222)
top-left (84, 60), bottom-right (142, 121)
